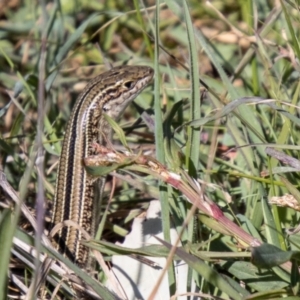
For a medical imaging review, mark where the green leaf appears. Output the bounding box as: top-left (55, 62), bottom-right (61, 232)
top-left (222, 260), bottom-right (288, 292)
top-left (251, 243), bottom-right (300, 269)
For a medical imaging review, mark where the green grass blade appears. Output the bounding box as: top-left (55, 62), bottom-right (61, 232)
top-left (182, 0), bottom-right (200, 176)
top-left (0, 209), bottom-right (14, 299)
top-left (45, 13), bottom-right (98, 91)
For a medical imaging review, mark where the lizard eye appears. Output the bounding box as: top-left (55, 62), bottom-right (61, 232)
top-left (124, 81), bottom-right (135, 89)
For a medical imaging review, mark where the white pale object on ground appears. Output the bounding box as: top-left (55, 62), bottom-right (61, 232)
top-left (106, 200), bottom-right (188, 300)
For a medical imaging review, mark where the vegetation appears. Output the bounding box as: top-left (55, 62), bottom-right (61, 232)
top-left (1, 0), bottom-right (300, 299)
